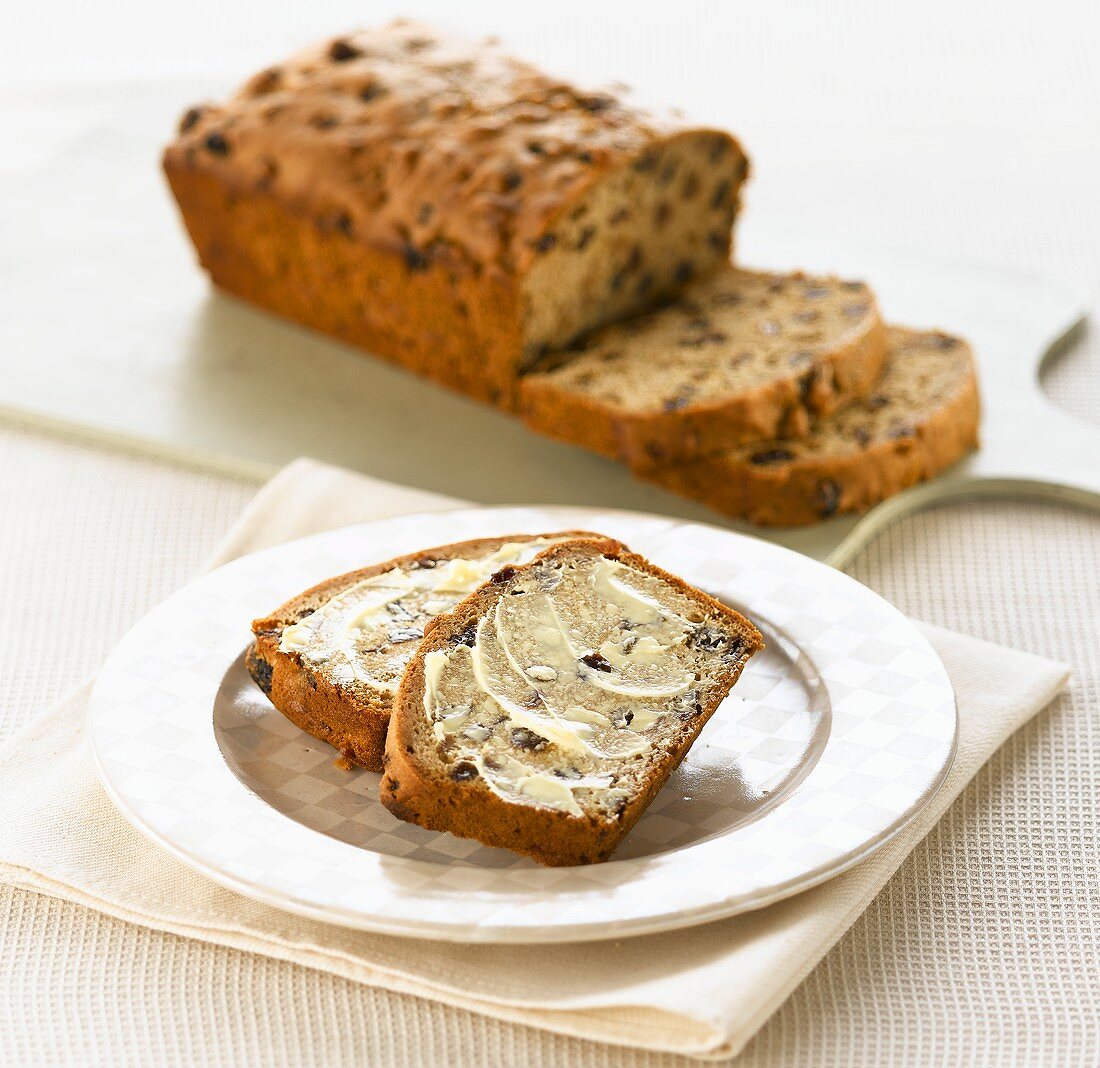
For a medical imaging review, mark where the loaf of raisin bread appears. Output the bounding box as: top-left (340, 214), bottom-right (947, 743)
top-left (163, 20), bottom-right (749, 407)
top-left (247, 532), bottom-right (591, 771)
top-left (380, 537), bottom-right (763, 866)
top-left (519, 267), bottom-right (887, 465)
top-left (643, 327), bottom-right (980, 526)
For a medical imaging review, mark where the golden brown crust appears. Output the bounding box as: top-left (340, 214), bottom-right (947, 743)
top-left (380, 537), bottom-right (763, 865)
top-left (163, 166), bottom-right (523, 406)
top-left (247, 638), bottom-right (391, 770)
top-left (641, 328), bottom-right (981, 526)
top-left (167, 22), bottom-right (696, 274)
top-left (247, 531), bottom-right (599, 772)
top-left (519, 270), bottom-right (888, 465)
top-left (162, 20), bottom-right (748, 405)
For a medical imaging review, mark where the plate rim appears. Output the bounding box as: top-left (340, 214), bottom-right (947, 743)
top-left (88, 504), bottom-right (958, 943)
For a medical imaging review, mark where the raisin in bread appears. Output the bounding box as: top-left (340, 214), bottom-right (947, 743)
top-left (163, 20), bottom-right (749, 407)
top-left (643, 327), bottom-right (980, 526)
top-left (247, 532), bottom-right (592, 771)
top-left (380, 537), bottom-right (763, 866)
top-left (518, 267), bottom-right (887, 465)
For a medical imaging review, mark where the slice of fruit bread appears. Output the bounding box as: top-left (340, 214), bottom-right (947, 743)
top-left (643, 327), bottom-right (980, 526)
top-left (380, 536), bottom-right (763, 865)
top-left (247, 532), bottom-right (593, 771)
top-left (519, 266), bottom-right (887, 466)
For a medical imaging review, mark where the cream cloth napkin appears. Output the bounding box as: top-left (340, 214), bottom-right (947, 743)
top-left (0, 459), bottom-right (1069, 1061)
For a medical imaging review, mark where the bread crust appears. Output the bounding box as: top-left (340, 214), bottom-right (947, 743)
top-left (246, 639), bottom-right (391, 771)
top-left (247, 531), bottom-right (598, 772)
top-left (380, 537), bottom-right (763, 866)
top-left (642, 328), bottom-right (981, 526)
top-left (164, 166), bottom-right (527, 407)
top-left (519, 273), bottom-right (888, 465)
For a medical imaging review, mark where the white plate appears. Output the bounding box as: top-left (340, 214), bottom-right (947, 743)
top-left (88, 506), bottom-right (957, 943)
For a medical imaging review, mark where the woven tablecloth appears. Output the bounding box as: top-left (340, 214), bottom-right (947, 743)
top-left (3, 0), bottom-right (1099, 1063)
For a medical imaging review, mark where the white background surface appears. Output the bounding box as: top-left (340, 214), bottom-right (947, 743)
top-left (2, 1), bottom-right (1099, 1064)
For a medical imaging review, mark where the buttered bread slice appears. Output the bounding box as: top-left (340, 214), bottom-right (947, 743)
top-left (380, 537), bottom-right (763, 866)
top-left (247, 532), bottom-right (591, 771)
top-left (519, 267), bottom-right (887, 466)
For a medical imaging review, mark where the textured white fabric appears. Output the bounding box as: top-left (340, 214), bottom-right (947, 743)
top-left (0, 446), bottom-right (1080, 1065)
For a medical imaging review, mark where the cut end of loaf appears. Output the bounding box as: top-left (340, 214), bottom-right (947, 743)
top-left (520, 132), bottom-right (749, 368)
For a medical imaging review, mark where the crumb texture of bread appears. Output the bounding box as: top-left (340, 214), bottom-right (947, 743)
top-left (520, 267), bottom-right (887, 465)
top-left (644, 327), bottom-right (981, 526)
top-left (163, 19), bottom-right (749, 405)
top-left (247, 532), bottom-right (595, 772)
top-left (380, 537), bottom-right (763, 865)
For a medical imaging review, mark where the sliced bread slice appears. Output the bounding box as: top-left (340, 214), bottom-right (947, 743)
top-left (380, 536), bottom-right (763, 866)
top-left (518, 267), bottom-right (887, 466)
top-left (642, 327), bottom-right (980, 526)
top-left (247, 532), bottom-right (592, 771)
